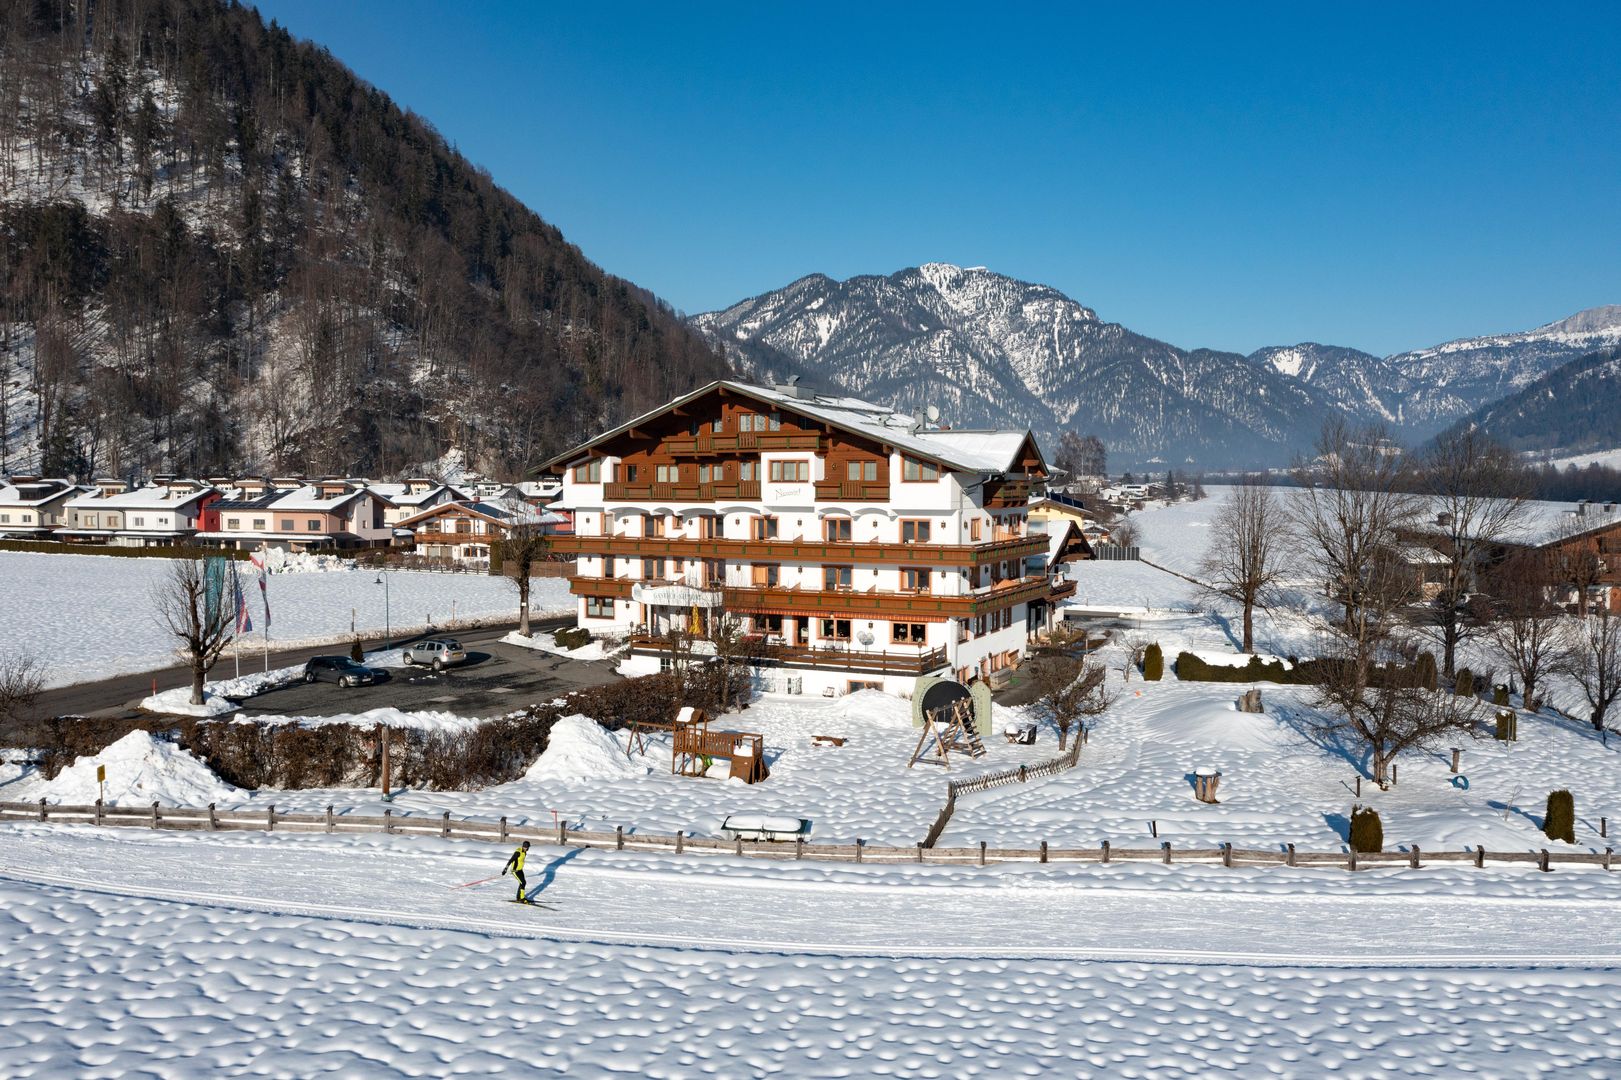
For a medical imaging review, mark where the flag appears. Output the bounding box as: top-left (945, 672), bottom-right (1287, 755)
top-left (250, 548), bottom-right (271, 630)
top-left (232, 562), bottom-right (253, 635)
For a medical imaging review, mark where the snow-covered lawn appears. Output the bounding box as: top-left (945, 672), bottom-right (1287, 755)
top-left (1, 824), bottom-right (1618, 1076)
top-left (0, 551), bottom-right (572, 688)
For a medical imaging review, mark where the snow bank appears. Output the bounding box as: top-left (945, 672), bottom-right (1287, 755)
top-left (241, 706), bottom-right (485, 732)
top-left (523, 715), bottom-right (649, 782)
top-left (260, 548), bottom-right (353, 574)
top-left (207, 664), bottom-right (306, 698)
top-left (1185, 650), bottom-right (1296, 670)
top-left (139, 687), bottom-right (238, 717)
top-left (23, 730), bottom-right (239, 806)
top-left (502, 630), bottom-right (611, 662)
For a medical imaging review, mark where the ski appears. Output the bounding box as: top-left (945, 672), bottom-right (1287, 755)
top-left (508, 899), bottom-right (556, 910)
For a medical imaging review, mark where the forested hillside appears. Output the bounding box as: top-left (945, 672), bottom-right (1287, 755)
top-left (0, 0), bottom-right (728, 479)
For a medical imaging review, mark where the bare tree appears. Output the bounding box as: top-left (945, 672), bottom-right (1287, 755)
top-left (0, 651), bottom-right (45, 735)
top-left (1108, 516), bottom-right (1140, 550)
top-left (1197, 475), bottom-right (1284, 652)
top-left (1310, 659), bottom-right (1484, 787)
top-left (499, 504), bottom-right (551, 638)
top-left (1418, 429), bottom-right (1531, 677)
top-left (155, 556), bottom-right (236, 705)
top-left (1485, 551), bottom-right (1568, 712)
top-left (1120, 632), bottom-right (1151, 684)
top-left (1026, 655), bottom-right (1114, 750)
top-left (704, 610), bottom-right (765, 710)
top-left (1564, 606), bottom-right (1621, 732)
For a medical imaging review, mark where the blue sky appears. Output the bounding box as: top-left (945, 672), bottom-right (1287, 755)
top-left (254, 1), bottom-right (1620, 356)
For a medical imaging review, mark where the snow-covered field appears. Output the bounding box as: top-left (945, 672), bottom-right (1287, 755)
top-left (2, 824), bottom-right (1619, 1076)
top-left (0, 551), bottom-right (571, 688)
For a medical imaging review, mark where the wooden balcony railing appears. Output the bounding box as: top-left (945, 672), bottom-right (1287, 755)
top-left (547, 532), bottom-right (1046, 567)
top-left (602, 480), bottom-right (762, 503)
top-left (812, 479), bottom-right (891, 502)
top-left (628, 635), bottom-right (949, 676)
top-left (983, 477), bottom-right (1034, 509)
top-left (571, 573), bottom-right (1074, 613)
top-left (411, 529), bottom-right (492, 544)
top-left (663, 432), bottom-right (823, 456)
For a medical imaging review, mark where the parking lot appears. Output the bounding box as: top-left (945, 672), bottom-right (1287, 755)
top-left (236, 635), bottom-right (622, 719)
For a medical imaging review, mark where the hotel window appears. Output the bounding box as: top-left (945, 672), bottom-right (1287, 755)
top-left (655, 464), bottom-right (679, 483)
top-left (740, 412), bottom-right (782, 433)
top-left (819, 618), bottom-right (852, 641)
top-left (901, 567), bottom-right (931, 593)
top-left (711, 416), bottom-right (725, 433)
top-left (900, 519), bottom-right (931, 544)
top-left (902, 457), bottom-right (940, 481)
top-left (769, 459), bottom-right (809, 482)
top-left (621, 464), bottom-right (639, 483)
top-left (574, 460), bottom-right (602, 483)
top-left (751, 564), bottom-right (780, 587)
top-left (252, 518), bottom-right (266, 530)
top-left (585, 596), bottom-right (613, 618)
top-left (845, 460), bottom-right (879, 482)
top-left (823, 565), bottom-right (853, 591)
top-left (646, 514), bottom-right (665, 538)
top-left (308, 519), bottom-right (321, 531)
top-left (751, 515), bottom-right (778, 540)
top-left (642, 557), bottom-right (666, 580)
top-left (281, 518), bottom-right (294, 531)
top-left (891, 622), bottom-right (927, 644)
top-left (824, 517), bottom-right (852, 542)
top-left (970, 518), bottom-right (983, 541)
top-left (132, 516), bottom-right (144, 527)
top-left (603, 555), bottom-right (616, 577)
top-left (739, 461), bottom-right (758, 481)
top-left (698, 463), bottom-right (726, 483)
top-left (226, 517), bottom-right (239, 530)
top-left (694, 515), bottom-right (718, 539)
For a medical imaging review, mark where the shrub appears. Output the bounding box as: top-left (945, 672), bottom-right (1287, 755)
top-left (1349, 806), bottom-right (1383, 853)
top-left (1494, 711), bottom-right (1518, 741)
top-left (1414, 652), bottom-right (1438, 692)
top-left (1544, 790), bottom-right (1575, 844)
top-left (1143, 643), bottom-right (1163, 681)
top-left (350, 638), bottom-right (364, 662)
top-left (553, 627), bottom-right (593, 650)
top-left (1454, 668), bottom-right (1474, 698)
top-left (1493, 685), bottom-right (1509, 707)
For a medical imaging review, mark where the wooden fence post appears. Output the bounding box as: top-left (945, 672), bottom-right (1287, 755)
top-left (94, 799), bottom-right (103, 826)
top-left (151, 802), bottom-right (160, 829)
top-left (326, 805), bottom-right (335, 834)
top-left (1286, 843), bottom-right (1296, 867)
top-left (1606, 848), bottom-right (1613, 872)
top-left (1348, 847), bottom-right (1357, 872)
top-left (977, 840), bottom-right (986, 866)
top-left (384, 808), bottom-right (393, 834)
top-left (1475, 845), bottom-right (1485, 868)
top-left (441, 811), bottom-right (451, 838)
top-left (499, 816), bottom-right (508, 841)
top-left (1392, 763), bottom-right (1398, 786)
top-left (38, 798), bottom-right (46, 822)
top-left (557, 821), bottom-right (566, 846)
top-left (734, 835), bottom-right (744, 857)
top-left (796, 836), bottom-right (804, 861)
top-left (1539, 849), bottom-right (1551, 873)
top-left (675, 830), bottom-right (685, 854)
top-left (1161, 841), bottom-right (1171, 864)
top-left (1040, 840), bottom-right (1049, 864)
top-left (1410, 844), bottom-right (1420, 869)
top-left (208, 803), bottom-right (217, 831)
top-left (856, 839), bottom-right (865, 864)
top-left (616, 825), bottom-right (624, 851)
top-left (1222, 842), bottom-right (1233, 868)
top-left (915, 841), bottom-right (923, 863)
top-left (1450, 748), bottom-right (1461, 773)
top-left (1019, 765), bottom-right (1027, 783)
top-left (1150, 820), bottom-right (1157, 839)
top-left (1602, 816), bottom-right (1608, 839)
top-left (267, 804), bottom-right (275, 832)
top-left (1101, 839), bottom-right (1110, 864)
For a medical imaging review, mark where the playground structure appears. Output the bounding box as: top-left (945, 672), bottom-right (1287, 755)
top-left (626, 706), bottom-right (770, 784)
top-left (908, 680), bottom-right (988, 769)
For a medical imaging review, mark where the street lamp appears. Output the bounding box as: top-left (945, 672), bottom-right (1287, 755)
top-left (374, 571), bottom-right (391, 649)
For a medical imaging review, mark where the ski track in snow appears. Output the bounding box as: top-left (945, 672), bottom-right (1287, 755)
top-left (3, 825), bottom-right (1621, 1077)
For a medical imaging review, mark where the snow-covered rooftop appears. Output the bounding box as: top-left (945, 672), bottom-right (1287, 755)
top-left (0, 478), bottom-right (83, 506)
top-left (66, 483), bottom-right (215, 511)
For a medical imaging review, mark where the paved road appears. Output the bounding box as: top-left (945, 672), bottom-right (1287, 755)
top-left (24, 616), bottom-right (578, 724)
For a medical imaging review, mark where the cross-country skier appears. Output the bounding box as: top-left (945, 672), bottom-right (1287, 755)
top-left (503, 840), bottom-right (531, 902)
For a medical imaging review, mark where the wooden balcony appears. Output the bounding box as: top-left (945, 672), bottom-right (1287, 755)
top-left (411, 529), bottom-right (494, 545)
top-left (571, 572), bottom-right (1072, 614)
top-left (547, 532), bottom-right (1047, 567)
top-left (568, 576), bottom-right (637, 598)
top-left (983, 476), bottom-right (1035, 508)
top-left (812, 479), bottom-right (890, 502)
top-left (628, 634), bottom-right (948, 676)
top-left (602, 480), bottom-right (762, 503)
top-left (662, 431), bottom-right (823, 456)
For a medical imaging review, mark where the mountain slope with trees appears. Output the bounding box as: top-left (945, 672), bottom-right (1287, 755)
top-left (0, 0), bottom-right (728, 479)
top-left (1442, 344), bottom-right (1621, 458)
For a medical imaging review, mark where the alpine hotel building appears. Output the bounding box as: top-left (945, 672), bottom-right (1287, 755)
top-left (543, 380), bottom-right (1076, 695)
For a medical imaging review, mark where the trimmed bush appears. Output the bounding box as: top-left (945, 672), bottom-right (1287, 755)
top-left (553, 627), bottom-right (593, 650)
top-left (1493, 685), bottom-right (1509, 707)
top-left (0, 538), bottom-right (250, 560)
top-left (1494, 711), bottom-right (1518, 741)
top-left (1414, 652), bottom-right (1438, 692)
top-left (1350, 806), bottom-right (1383, 853)
top-left (1143, 643), bottom-right (1164, 681)
top-left (1454, 668), bottom-right (1474, 698)
top-left (350, 638), bottom-right (364, 662)
top-left (1544, 790), bottom-right (1575, 844)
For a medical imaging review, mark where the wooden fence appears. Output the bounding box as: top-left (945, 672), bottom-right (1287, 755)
top-left (922, 728), bottom-right (1089, 847)
top-left (1, 799), bottom-right (1613, 871)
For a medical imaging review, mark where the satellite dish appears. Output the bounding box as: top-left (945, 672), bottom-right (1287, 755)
top-left (925, 404), bottom-right (941, 423)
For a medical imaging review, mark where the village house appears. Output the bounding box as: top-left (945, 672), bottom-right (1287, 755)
top-left (396, 499), bottom-right (566, 566)
top-left (539, 379), bottom-right (1075, 696)
top-left (198, 478), bottom-right (395, 551)
top-left (367, 478), bottom-right (469, 527)
top-left (0, 477), bottom-right (87, 538)
top-left (57, 478), bottom-right (221, 546)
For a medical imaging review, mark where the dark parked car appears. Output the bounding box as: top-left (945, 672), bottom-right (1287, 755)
top-left (303, 656), bottom-right (381, 688)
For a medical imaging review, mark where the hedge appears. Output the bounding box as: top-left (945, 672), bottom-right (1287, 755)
top-left (1174, 651), bottom-right (1435, 687)
top-left (0, 538), bottom-right (250, 560)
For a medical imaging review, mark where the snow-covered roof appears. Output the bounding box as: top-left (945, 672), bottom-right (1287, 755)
top-left (397, 499), bottom-right (565, 530)
top-left (1411, 497), bottom-right (1621, 548)
top-left (539, 380), bottom-right (1045, 476)
top-left (66, 483), bottom-right (215, 511)
top-left (268, 484), bottom-right (374, 512)
top-left (367, 482), bottom-right (464, 507)
top-left (0, 478), bottom-right (84, 506)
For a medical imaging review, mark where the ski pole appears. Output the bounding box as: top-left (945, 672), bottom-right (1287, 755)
top-left (448, 875), bottom-right (502, 889)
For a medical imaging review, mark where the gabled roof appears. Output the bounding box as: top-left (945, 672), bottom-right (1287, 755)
top-left (0, 478), bottom-right (85, 506)
top-left (535, 380), bottom-right (1047, 477)
top-left (66, 483), bottom-right (216, 511)
top-left (269, 484), bottom-right (391, 512)
top-left (397, 499), bottom-right (564, 530)
top-left (367, 482), bottom-right (465, 507)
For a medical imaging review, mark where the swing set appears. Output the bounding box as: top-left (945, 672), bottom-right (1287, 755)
top-left (625, 706), bottom-right (770, 784)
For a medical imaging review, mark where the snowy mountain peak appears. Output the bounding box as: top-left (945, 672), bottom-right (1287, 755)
top-left (1530, 304), bottom-right (1621, 338)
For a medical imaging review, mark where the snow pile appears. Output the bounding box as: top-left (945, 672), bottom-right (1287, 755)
top-left (206, 664), bottom-right (306, 699)
top-left (523, 716), bottom-right (648, 782)
top-left (139, 687), bottom-right (238, 717)
top-left (502, 630), bottom-right (612, 662)
top-left (1185, 650), bottom-right (1296, 670)
top-left (260, 548), bottom-right (353, 574)
top-left (24, 730), bottom-right (239, 806)
top-left (243, 707), bottom-right (484, 733)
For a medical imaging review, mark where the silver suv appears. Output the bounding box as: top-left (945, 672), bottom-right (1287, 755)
top-left (402, 639), bottom-right (466, 671)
